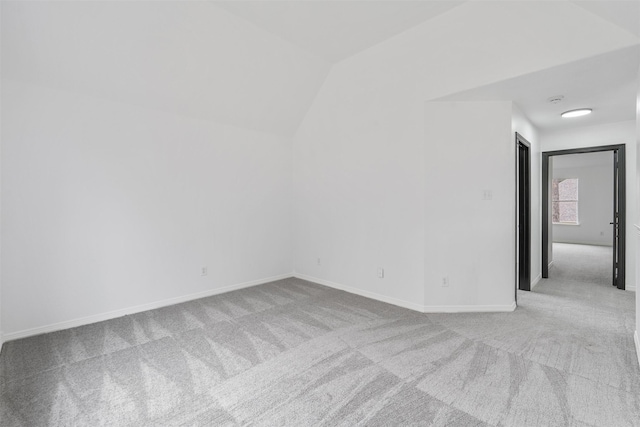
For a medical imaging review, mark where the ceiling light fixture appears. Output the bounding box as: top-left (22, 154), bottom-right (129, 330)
top-left (561, 108), bottom-right (592, 118)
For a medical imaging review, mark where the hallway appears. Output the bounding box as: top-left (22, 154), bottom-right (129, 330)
top-left (518, 242), bottom-right (638, 421)
top-left (549, 242), bottom-right (613, 286)
top-left (430, 242), bottom-right (639, 424)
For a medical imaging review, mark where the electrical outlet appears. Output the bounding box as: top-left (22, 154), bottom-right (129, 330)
top-left (201, 267), bottom-right (208, 276)
top-left (377, 267), bottom-right (384, 278)
top-left (441, 276), bottom-right (449, 287)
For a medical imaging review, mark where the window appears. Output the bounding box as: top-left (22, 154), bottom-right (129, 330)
top-left (552, 178), bottom-right (578, 224)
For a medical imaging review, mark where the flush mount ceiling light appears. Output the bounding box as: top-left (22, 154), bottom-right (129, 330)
top-left (561, 108), bottom-right (592, 118)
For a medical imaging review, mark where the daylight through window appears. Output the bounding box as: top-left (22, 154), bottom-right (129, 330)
top-left (552, 178), bottom-right (578, 224)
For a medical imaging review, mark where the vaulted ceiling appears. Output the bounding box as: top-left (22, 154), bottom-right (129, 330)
top-left (2, 1), bottom-right (332, 137)
top-left (573, 0), bottom-right (640, 37)
top-left (2, 1), bottom-right (639, 137)
top-left (214, 1), bottom-right (466, 63)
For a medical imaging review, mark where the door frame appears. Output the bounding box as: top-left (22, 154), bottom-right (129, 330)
top-left (516, 133), bottom-right (531, 297)
top-left (541, 144), bottom-right (626, 289)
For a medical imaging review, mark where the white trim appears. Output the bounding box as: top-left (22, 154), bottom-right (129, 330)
top-left (626, 286), bottom-right (636, 292)
top-left (548, 260), bottom-right (554, 269)
top-left (1, 273), bottom-right (293, 343)
top-left (0, 332), bottom-right (3, 354)
top-left (294, 273), bottom-right (517, 314)
top-left (552, 240), bottom-right (613, 247)
top-left (635, 331), bottom-right (640, 370)
top-left (634, 224), bottom-right (640, 234)
top-left (422, 302), bottom-right (516, 313)
top-left (531, 273), bottom-right (542, 290)
top-left (293, 273), bottom-right (424, 312)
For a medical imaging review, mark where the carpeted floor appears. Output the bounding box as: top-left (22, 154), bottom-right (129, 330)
top-left (1, 245), bottom-right (638, 426)
top-left (550, 242), bottom-right (613, 286)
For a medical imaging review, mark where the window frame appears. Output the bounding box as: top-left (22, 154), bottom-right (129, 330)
top-left (552, 178), bottom-right (579, 225)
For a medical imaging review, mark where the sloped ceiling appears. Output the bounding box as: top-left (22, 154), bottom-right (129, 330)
top-left (2, 1), bottom-right (640, 137)
top-left (213, 0), bottom-right (466, 63)
top-left (425, 1), bottom-right (640, 132)
top-left (437, 46), bottom-right (640, 131)
top-left (572, 0), bottom-right (640, 37)
top-left (1, 1), bottom-right (331, 137)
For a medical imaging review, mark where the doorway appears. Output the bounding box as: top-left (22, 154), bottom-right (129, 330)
top-left (516, 133), bottom-right (531, 296)
top-left (542, 145), bottom-right (626, 290)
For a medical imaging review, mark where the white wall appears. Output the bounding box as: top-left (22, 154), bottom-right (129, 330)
top-left (3, 0), bottom-right (639, 342)
top-left (292, 73), bottom-right (425, 310)
top-left (292, 1), bottom-right (630, 312)
top-left (541, 121), bottom-right (637, 291)
top-left (553, 156), bottom-right (614, 246)
top-left (1, 79), bottom-right (293, 338)
top-left (0, 0), bottom-right (320, 342)
top-left (424, 102), bottom-right (515, 311)
top-left (512, 105), bottom-right (541, 288)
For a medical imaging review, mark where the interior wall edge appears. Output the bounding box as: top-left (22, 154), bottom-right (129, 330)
top-left (635, 330), bottom-right (640, 369)
top-left (1, 272), bottom-right (294, 344)
top-left (294, 273), bottom-right (517, 314)
top-left (531, 273), bottom-right (542, 290)
top-left (1, 76), bottom-right (293, 141)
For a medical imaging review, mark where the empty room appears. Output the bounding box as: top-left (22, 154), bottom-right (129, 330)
top-left (550, 152), bottom-right (615, 286)
top-left (1, 1), bottom-right (639, 426)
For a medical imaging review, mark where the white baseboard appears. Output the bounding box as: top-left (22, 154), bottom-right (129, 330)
top-left (531, 273), bottom-right (542, 290)
top-left (422, 302), bottom-right (516, 313)
top-left (294, 273), bottom-right (517, 314)
top-left (635, 331), bottom-right (640, 370)
top-left (552, 240), bottom-right (613, 247)
top-left (626, 286), bottom-right (636, 292)
top-left (293, 273), bottom-right (425, 312)
top-left (548, 261), bottom-right (554, 269)
top-left (0, 331), bottom-right (3, 354)
top-left (2, 273), bottom-right (294, 343)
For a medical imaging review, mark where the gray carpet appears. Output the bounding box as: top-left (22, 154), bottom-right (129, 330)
top-left (1, 250), bottom-right (638, 425)
top-left (550, 242), bottom-right (613, 286)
